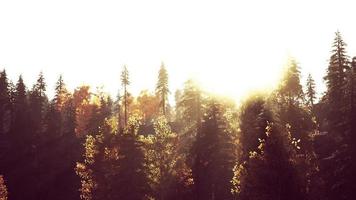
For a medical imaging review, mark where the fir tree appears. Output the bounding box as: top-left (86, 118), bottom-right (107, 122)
top-left (192, 99), bottom-right (236, 200)
top-left (156, 62), bottom-right (169, 116)
top-left (324, 31), bottom-right (349, 134)
top-left (0, 70), bottom-right (10, 135)
top-left (305, 73), bottom-right (316, 109)
top-left (121, 65), bottom-right (130, 127)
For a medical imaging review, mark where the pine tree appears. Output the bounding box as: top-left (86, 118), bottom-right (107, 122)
top-left (175, 79), bottom-right (203, 156)
top-left (54, 75), bottom-right (69, 111)
top-left (232, 121), bottom-right (306, 200)
top-left (121, 65), bottom-right (130, 127)
top-left (350, 57), bottom-right (356, 157)
top-left (305, 73), bottom-right (316, 109)
top-left (112, 116), bottom-right (151, 200)
top-left (192, 99), bottom-right (236, 200)
top-left (324, 31), bottom-right (349, 134)
top-left (77, 114), bottom-right (151, 200)
top-left (10, 75), bottom-right (28, 144)
top-left (274, 58), bottom-right (314, 152)
top-left (238, 95), bottom-right (269, 161)
top-left (319, 31), bottom-right (356, 200)
top-left (0, 70), bottom-right (10, 135)
top-left (29, 72), bottom-right (47, 137)
top-left (8, 72), bottom-right (48, 200)
top-left (278, 58), bottom-right (304, 106)
top-left (156, 62), bottom-right (169, 116)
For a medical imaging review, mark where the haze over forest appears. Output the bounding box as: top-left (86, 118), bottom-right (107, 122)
top-left (1, 1), bottom-right (356, 200)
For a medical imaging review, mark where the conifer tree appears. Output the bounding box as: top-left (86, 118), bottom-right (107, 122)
top-left (0, 70), bottom-right (10, 135)
top-left (324, 31), bottom-right (349, 134)
top-left (29, 72), bottom-right (47, 136)
top-left (238, 95), bottom-right (269, 161)
top-left (10, 75), bottom-right (28, 144)
top-left (121, 65), bottom-right (130, 127)
top-left (175, 79), bottom-right (203, 157)
top-left (232, 121), bottom-right (306, 200)
top-left (320, 31), bottom-right (355, 200)
top-left (192, 99), bottom-right (236, 200)
top-left (54, 75), bottom-right (69, 111)
top-left (113, 116), bottom-right (151, 200)
top-left (305, 73), bottom-right (316, 109)
top-left (274, 58), bottom-right (314, 152)
top-left (350, 57), bottom-right (356, 154)
top-left (156, 62), bottom-right (169, 116)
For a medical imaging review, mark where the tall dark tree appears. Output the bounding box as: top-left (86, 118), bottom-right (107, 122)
top-left (324, 31), bottom-right (349, 134)
top-left (305, 73), bottom-right (316, 110)
top-left (175, 79), bottom-right (203, 157)
top-left (192, 99), bottom-right (236, 200)
top-left (5, 72), bottom-right (48, 200)
top-left (0, 70), bottom-right (10, 135)
top-left (156, 62), bottom-right (169, 116)
top-left (350, 57), bottom-right (356, 153)
top-left (238, 95), bottom-right (269, 161)
top-left (274, 58), bottom-right (314, 152)
top-left (53, 75), bottom-right (69, 111)
top-left (121, 65), bottom-right (130, 127)
top-left (232, 120), bottom-right (306, 200)
top-left (29, 71), bottom-right (47, 137)
top-left (320, 31), bottom-right (356, 200)
top-left (8, 75), bottom-right (28, 150)
top-left (4, 75), bottom-right (30, 200)
top-left (77, 115), bottom-right (151, 200)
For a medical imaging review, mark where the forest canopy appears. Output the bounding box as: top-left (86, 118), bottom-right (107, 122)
top-left (0, 31), bottom-right (356, 200)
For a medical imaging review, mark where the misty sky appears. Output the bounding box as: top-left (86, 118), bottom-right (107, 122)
top-left (1, 0), bottom-right (356, 101)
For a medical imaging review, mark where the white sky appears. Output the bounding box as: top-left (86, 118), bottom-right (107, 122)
top-left (1, 0), bottom-right (356, 102)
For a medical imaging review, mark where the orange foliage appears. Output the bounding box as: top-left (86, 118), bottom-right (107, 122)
top-left (73, 86), bottom-right (93, 137)
top-left (136, 90), bottom-right (160, 124)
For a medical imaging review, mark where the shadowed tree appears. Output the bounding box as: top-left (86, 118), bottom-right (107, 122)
top-left (238, 94), bottom-right (269, 161)
top-left (320, 31), bottom-right (355, 200)
top-left (305, 73), bottom-right (316, 110)
top-left (232, 120), bottom-right (306, 200)
top-left (324, 31), bottom-right (349, 135)
top-left (121, 65), bottom-right (130, 127)
top-left (156, 62), bottom-right (169, 116)
top-left (192, 99), bottom-right (236, 200)
top-left (0, 70), bottom-right (10, 135)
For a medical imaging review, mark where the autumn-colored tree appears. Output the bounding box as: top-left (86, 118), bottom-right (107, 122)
top-left (0, 175), bottom-right (7, 200)
top-left (54, 75), bottom-right (70, 111)
top-left (145, 116), bottom-right (178, 200)
top-left (136, 90), bottom-right (160, 124)
top-left (73, 86), bottom-right (93, 137)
